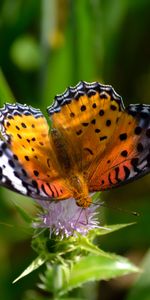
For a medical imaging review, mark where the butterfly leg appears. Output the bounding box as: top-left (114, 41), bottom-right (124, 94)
top-left (75, 208), bottom-right (89, 227)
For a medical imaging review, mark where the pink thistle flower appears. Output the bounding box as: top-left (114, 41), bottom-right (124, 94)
top-left (33, 198), bottom-right (99, 238)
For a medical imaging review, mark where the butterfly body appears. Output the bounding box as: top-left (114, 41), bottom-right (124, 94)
top-left (50, 127), bottom-right (91, 207)
top-left (0, 81), bottom-right (150, 208)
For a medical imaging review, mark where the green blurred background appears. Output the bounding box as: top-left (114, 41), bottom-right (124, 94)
top-left (0, 1), bottom-right (150, 299)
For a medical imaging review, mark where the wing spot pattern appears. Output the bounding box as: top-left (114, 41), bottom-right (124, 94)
top-left (119, 133), bottom-right (127, 141)
top-left (91, 119), bottom-right (96, 125)
top-left (106, 120), bottom-right (111, 126)
top-left (1, 143), bottom-right (7, 150)
top-left (22, 168), bottom-right (27, 176)
top-left (81, 105), bottom-right (86, 111)
top-left (8, 159), bottom-right (15, 168)
top-left (100, 136), bottom-right (107, 141)
top-left (92, 103), bottom-right (97, 108)
top-left (120, 150), bottom-right (128, 157)
top-left (32, 180), bottom-right (38, 188)
top-left (21, 122), bottom-right (27, 128)
top-left (131, 158), bottom-right (140, 173)
top-left (25, 155), bottom-right (30, 161)
top-left (70, 112), bottom-right (75, 117)
top-left (99, 109), bottom-right (104, 116)
top-left (131, 158), bottom-right (139, 166)
top-left (87, 90), bottom-right (96, 97)
top-left (137, 143), bottom-right (144, 152)
top-left (123, 166), bottom-right (130, 180)
top-left (110, 105), bottom-right (117, 111)
top-left (83, 148), bottom-right (94, 155)
top-left (108, 173), bottom-right (113, 184)
top-left (17, 134), bottom-right (22, 139)
top-left (76, 129), bottom-right (82, 135)
top-left (8, 115), bottom-right (14, 120)
top-left (134, 126), bottom-right (142, 135)
top-left (14, 171), bottom-right (20, 178)
top-left (33, 170), bottom-right (39, 177)
top-left (82, 123), bottom-right (89, 127)
top-left (100, 92), bottom-right (108, 99)
top-left (95, 128), bottom-right (101, 133)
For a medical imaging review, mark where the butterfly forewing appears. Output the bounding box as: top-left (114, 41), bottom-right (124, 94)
top-left (48, 81), bottom-right (124, 171)
top-left (48, 81), bottom-right (150, 192)
top-left (0, 104), bottom-right (71, 200)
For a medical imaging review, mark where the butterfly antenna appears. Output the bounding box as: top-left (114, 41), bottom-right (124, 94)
top-left (92, 201), bottom-right (140, 217)
top-left (84, 208), bottom-right (88, 225)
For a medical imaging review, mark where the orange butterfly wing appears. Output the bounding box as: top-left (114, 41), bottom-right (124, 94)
top-left (0, 104), bottom-right (71, 200)
top-left (48, 81), bottom-right (150, 193)
top-left (88, 104), bottom-right (150, 191)
top-left (0, 82), bottom-right (150, 206)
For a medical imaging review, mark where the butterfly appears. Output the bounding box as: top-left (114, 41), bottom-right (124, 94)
top-left (0, 81), bottom-right (150, 208)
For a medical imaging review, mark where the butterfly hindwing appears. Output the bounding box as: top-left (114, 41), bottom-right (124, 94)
top-left (0, 140), bottom-right (39, 198)
top-left (88, 104), bottom-right (150, 191)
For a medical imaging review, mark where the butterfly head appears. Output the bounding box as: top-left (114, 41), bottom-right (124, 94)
top-left (67, 173), bottom-right (92, 208)
top-left (75, 195), bottom-right (92, 208)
